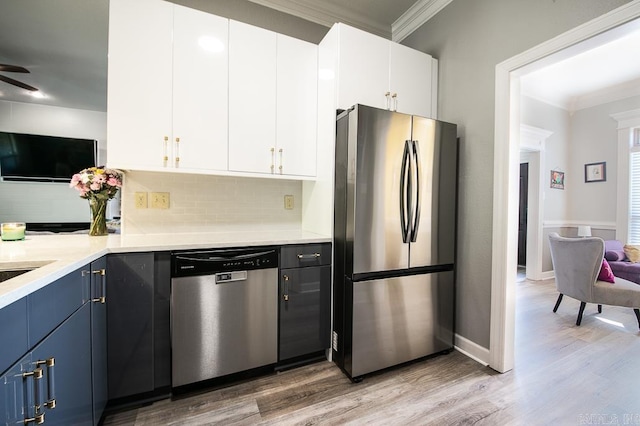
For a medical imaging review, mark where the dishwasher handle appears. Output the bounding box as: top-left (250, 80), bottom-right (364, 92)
top-left (175, 250), bottom-right (275, 263)
top-left (215, 271), bottom-right (248, 284)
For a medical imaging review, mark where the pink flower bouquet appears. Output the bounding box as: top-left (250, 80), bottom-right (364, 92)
top-left (70, 166), bottom-right (122, 201)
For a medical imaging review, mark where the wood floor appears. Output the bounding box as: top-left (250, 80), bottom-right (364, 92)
top-left (103, 278), bottom-right (640, 425)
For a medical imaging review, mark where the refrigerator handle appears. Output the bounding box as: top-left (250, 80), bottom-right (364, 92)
top-left (400, 140), bottom-right (411, 243)
top-left (410, 140), bottom-right (422, 242)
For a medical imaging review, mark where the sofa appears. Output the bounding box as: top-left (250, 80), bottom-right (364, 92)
top-left (604, 240), bottom-right (640, 285)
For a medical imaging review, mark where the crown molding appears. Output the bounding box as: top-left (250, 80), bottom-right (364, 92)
top-left (571, 78), bottom-right (640, 112)
top-left (247, 0), bottom-right (391, 38)
top-left (392, 0), bottom-right (453, 42)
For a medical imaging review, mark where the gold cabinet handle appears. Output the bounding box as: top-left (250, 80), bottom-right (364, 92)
top-left (392, 93), bottom-right (398, 111)
top-left (270, 147), bottom-right (275, 173)
top-left (91, 269), bottom-right (106, 304)
top-left (174, 137), bottom-right (180, 167)
top-left (385, 91), bottom-right (391, 110)
top-left (163, 136), bottom-right (169, 167)
top-left (35, 358), bottom-right (56, 409)
top-left (278, 148), bottom-right (283, 174)
top-left (23, 367), bottom-right (44, 423)
top-left (283, 274), bottom-right (289, 301)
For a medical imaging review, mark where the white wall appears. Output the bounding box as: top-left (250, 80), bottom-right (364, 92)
top-left (0, 100), bottom-right (107, 224)
top-left (401, 0), bottom-right (631, 348)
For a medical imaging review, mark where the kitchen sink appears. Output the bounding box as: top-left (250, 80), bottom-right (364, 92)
top-left (0, 260), bottom-right (53, 283)
top-left (0, 269), bottom-right (32, 283)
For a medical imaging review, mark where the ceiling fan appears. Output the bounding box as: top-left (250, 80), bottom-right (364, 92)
top-left (0, 64), bottom-right (39, 92)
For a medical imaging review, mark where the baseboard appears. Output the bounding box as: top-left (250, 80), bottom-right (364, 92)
top-left (541, 270), bottom-right (555, 280)
top-left (454, 333), bottom-right (490, 366)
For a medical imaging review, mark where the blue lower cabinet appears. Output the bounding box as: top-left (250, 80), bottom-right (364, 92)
top-left (0, 297), bottom-right (28, 375)
top-left (0, 354), bottom-right (34, 425)
top-left (30, 303), bottom-right (93, 425)
top-left (90, 257), bottom-right (108, 425)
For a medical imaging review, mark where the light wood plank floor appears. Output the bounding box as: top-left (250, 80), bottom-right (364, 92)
top-left (103, 278), bottom-right (640, 425)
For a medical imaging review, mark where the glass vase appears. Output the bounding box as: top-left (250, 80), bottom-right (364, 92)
top-left (89, 198), bottom-right (108, 236)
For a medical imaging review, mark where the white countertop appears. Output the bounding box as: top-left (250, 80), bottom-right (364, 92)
top-left (0, 229), bottom-right (331, 309)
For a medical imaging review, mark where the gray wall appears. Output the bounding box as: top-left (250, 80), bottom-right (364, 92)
top-left (402, 0), bottom-right (631, 348)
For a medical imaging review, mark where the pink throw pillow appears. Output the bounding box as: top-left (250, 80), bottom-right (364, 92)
top-left (598, 259), bottom-right (615, 283)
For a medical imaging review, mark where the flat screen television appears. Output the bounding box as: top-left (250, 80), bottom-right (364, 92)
top-left (0, 131), bottom-right (97, 182)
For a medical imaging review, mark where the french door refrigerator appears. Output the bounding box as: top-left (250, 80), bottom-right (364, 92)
top-left (333, 104), bottom-right (457, 381)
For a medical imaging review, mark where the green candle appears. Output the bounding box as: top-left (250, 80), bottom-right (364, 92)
top-left (1, 222), bottom-right (26, 241)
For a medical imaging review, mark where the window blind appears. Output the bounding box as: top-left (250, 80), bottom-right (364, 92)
top-left (630, 149), bottom-right (640, 244)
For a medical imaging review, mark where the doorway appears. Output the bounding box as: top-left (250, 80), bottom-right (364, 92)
top-left (490, 3), bottom-right (640, 373)
top-left (517, 162), bottom-right (529, 268)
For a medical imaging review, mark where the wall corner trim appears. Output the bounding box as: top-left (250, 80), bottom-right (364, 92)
top-left (392, 0), bottom-right (454, 43)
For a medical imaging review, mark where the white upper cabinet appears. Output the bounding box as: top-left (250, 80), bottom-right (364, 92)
top-left (276, 34), bottom-right (318, 177)
top-left (228, 20), bottom-right (277, 175)
top-left (107, 0), bottom-right (172, 170)
top-left (332, 23), bottom-right (435, 118)
top-left (229, 22), bottom-right (318, 177)
top-left (107, 0), bottom-right (228, 172)
top-left (389, 43), bottom-right (434, 118)
top-left (172, 5), bottom-right (229, 171)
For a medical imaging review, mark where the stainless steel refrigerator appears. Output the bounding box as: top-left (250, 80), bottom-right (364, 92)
top-left (333, 104), bottom-right (457, 381)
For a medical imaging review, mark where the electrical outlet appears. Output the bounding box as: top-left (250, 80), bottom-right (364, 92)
top-left (284, 195), bottom-right (294, 210)
top-left (150, 192), bottom-right (170, 209)
top-left (134, 192), bottom-right (148, 209)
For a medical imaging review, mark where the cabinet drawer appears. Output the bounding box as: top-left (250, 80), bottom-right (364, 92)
top-left (28, 266), bottom-right (89, 347)
top-left (0, 298), bottom-right (28, 375)
top-left (281, 243), bottom-right (331, 269)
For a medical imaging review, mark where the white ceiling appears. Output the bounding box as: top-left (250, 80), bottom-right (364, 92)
top-left (1, 1), bottom-right (638, 114)
top-left (520, 21), bottom-right (640, 112)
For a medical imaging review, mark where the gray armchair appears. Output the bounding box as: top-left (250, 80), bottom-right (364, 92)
top-left (548, 232), bottom-right (640, 329)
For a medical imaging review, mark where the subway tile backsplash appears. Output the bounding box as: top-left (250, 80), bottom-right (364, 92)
top-left (121, 171), bottom-right (302, 234)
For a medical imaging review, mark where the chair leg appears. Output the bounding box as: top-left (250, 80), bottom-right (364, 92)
top-left (576, 302), bottom-right (587, 326)
top-left (634, 309), bottom-right (640, 329)
top-left (598, 304), bottom-right (602, 314)
top-left (553, 294), bottom-right (563, 313)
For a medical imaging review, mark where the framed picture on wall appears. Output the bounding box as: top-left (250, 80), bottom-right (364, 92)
top-left (584, 162), bottom-right (606, 183)
top-left (550, 170), bottom-right (565, 189)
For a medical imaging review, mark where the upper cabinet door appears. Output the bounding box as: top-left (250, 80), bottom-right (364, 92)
top-left (389, 43), bottom-right (433, 118)
top-left (336, 24), bottom-right (389, 111)
top-left (228, 20), bottom-right (277, 174)
top-left (276, 34), bottom-right (318, 177)
top-left (172, 5), bottom-right (229, 172)
top-left (107, 0), bottom-right (173, 169)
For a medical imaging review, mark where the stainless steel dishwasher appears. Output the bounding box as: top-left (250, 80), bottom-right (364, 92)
top-left (171, 248), bottom-right (278, 388)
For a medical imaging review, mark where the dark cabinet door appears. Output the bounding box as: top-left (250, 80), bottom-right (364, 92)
top-left (0, 354), bottom-right (33, 425)
top-left (90, 256), bottom-right (107, 425)
top-left (106, 253), bottom-right (155, 400)
top-left (31, 303), bottom-right (93, 425)
top-left (279, 265), bottom-right (331, 361)
top-left (0, 297), bottom-right (28, 375)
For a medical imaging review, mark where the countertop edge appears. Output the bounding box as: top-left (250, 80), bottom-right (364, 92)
top-left (0, 233), bottom-right (331, 309)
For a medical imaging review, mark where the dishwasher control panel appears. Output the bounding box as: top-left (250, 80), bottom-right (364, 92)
top-left (171, 248), bottom-right (279, 277)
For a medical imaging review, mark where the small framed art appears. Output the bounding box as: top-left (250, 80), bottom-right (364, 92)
top-left (550, 170), bottom-right (564, 189)
top-left (584, 162), bottom-right (606, 183)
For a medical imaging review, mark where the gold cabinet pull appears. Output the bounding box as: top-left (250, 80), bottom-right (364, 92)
top-left (283, 274), bottom-right (289, 301)
top-left (278, 148), bottom-right (283, 174)
top-left (385, 91), bottom-right (391, 109)
top-left (392, 93), bottom-right (398, 111)
top-left (23, 414), bottom-right (44, 425)
top-left (35, 358), bottom-right (56, 409)
top-left (163, 136), bottom-right (169, 167)
top-left (174, 137), bottom-right (180, 167)
top-left (23, 367), bottom-right (44, 423)
top-left (270, 147), bottom-right (275, 173)
top-left (91, 269), bottom-right (106, 304)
